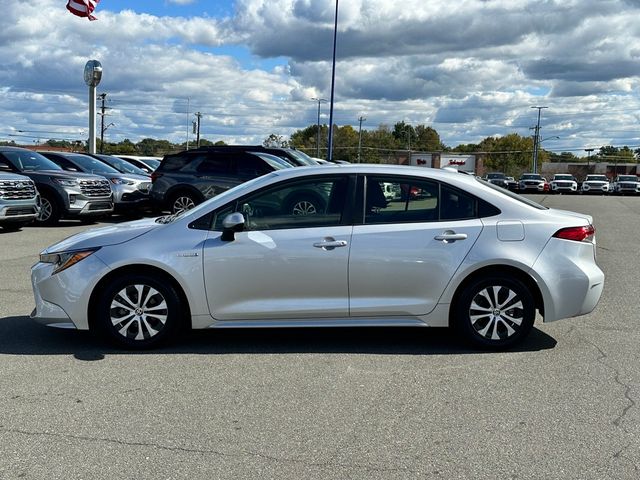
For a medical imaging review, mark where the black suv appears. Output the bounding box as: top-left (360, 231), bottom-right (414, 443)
top-left (482, 172), bottom-right (509, 189)
top-left (188, 145), bottom-right (320, 167)
top-left (0, 147), bottom-right (113, 225)
top-left (150, 149), bottom-right (292, 213)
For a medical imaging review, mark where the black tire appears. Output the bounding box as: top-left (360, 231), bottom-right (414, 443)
top-left (36, 194), bottom-right (61, 226)
top-left (286, 195), bottom-right (325, 216)
top-left (170, 191), bottom-right (200, 214)
top-left (95, 274), bottom-right (184, 349)
top-left (453, 275), bottom-right (535, 349)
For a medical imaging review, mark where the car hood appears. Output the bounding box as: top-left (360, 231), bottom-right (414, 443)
top-left (42, 217), bottom-right (161, 253)
top-left (27, 170), bottom-right (108, 181)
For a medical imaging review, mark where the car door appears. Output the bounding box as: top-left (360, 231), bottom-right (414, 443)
top-left (348, 175), bottom-right (484, 317)
top-left (202, 174), bottom-right (354, 321)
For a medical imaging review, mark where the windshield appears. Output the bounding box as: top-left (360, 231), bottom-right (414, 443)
top-left (617, 175), bottom-right (637, 181)
top-left (4, 150), bottom-right (63, 171)
top-left (486, 173), bottom-right (505, 179)
top-left (521, 174), bottom-right (542, 180)
top-left (586, 175), bottom-right (608, 181)
top-left (251, 152), bottom-right (292, 170)
top-left (66, 154), bottom-right (121, 174)
top-left (95, 154), bottom-right (148, 175)
top-left (287, 149), bottom-right (319, 166)
top-left (554, 175), bottom-right (573, 180)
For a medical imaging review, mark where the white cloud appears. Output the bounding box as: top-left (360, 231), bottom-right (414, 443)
top-left (1, 0), bottom-right (640, 152)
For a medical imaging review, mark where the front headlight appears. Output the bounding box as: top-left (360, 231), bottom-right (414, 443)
top-left (52, 178), bottom-right (79, 187)
top-left (110, 178), bottom-right (135, 185)
top-left (39, 248), bottom-right (100, 275)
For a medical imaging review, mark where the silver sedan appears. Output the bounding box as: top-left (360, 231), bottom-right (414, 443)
top-left (30, 165), bottom-right (604, 350)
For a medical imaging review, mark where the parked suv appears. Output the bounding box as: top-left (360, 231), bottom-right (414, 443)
top-left (0, 147), bottom-right (113, 225)
top-left (482, 172), bottom-right (509, 189)
top-left (518, 173), bottom-right (546, 192)
top-left (550, 174), bottom-right (578, 194)
top-left (612, 175), bottom-right (640, 195)
top-left (0, 172), bottom-right (40, 230)
top-left (151, 149), bottom-right (292, 213)
top-left (41, 151), bottom-right (151, 213)
top-left (581, 174), bottom-right (611, 195)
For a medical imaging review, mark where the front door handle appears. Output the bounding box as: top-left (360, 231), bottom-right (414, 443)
top-left (434, 230), bottom-right (468, 243)
top-left (313, 237), bottom-right (348, 250)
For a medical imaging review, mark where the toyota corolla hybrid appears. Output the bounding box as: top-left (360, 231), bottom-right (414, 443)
top-left (31, 165), bottom-right (604, 350)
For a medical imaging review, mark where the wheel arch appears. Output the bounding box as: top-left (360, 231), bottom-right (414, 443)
top-left (87, 264), bottom-right (192, 331)
top-left (166, 185), bottom-right (206, 206)
top-left (449, 265), bottom-right (544, 324)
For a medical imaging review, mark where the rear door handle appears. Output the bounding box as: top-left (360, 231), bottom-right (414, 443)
top-left (434, 230), bottom-right (468, 243)
top-left (313, 237), bottom-right (348, 250)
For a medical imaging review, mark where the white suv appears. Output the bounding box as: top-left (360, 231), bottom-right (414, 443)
top-left (612, 175), bottom-right (640, 195)
top-left (550, 174), bottom-right (578, 194)
top-left (581, 175), bottom-right (611, 195)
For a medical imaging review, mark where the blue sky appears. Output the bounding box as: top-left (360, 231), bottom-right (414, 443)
top-left (100, 0), bottom-right (235, 18)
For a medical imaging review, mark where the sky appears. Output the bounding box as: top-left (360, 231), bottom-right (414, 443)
top-left (2, 0), bottom-right (640, 155)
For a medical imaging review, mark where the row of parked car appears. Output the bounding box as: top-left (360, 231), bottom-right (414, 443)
top-left (0, 145), bottom-right (332, 230)
top-left (483, 172), bottom-right (640, 195)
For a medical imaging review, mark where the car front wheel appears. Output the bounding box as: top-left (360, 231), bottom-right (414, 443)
top-left (453, 275), bottom-right (535, 349)
top-left (96, 274), bottom-right (183, 349)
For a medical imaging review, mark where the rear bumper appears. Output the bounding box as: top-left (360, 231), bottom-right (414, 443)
top-left (531, 238), bottom-right (604, 322)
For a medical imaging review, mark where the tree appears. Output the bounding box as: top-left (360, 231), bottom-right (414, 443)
top-left (481, 134), bottom-right (534, 176)
top-left (263, 134), bottom-right (289, 148)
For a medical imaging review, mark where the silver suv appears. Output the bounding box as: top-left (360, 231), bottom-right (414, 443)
top-left (0, 172), bottom-right (40, 231)
top-left (0, 147), bottom-right (114, 225)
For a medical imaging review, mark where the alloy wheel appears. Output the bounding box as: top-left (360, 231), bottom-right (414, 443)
top-left (172, 195), bottom-right (196, 214)
top-left (468, 285), bottom-right (524, 341)
top-left (292, 200), bottom-right (317, 215)
top-left (109, 284), bottom-right (168, 341)
top-left (37, 198), bottom-right (53, 222)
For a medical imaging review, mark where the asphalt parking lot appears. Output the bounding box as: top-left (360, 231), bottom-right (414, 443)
top-left (0, 195), bottom-right (638, 480)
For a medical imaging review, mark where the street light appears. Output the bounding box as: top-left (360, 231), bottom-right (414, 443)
top-left (327, 0), bottom-right (339, 162)
top-left (311, 97), bottom-right (327, 158)
top-left (84, 60), bottom-right (103, 154)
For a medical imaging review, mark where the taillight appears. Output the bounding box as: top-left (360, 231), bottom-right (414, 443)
top-left (553, 225), bottom-right (595, 242)
top-left (150, 171), bottom-right (162, 183)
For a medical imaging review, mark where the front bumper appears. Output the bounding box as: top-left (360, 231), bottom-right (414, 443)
top-left (30, 253), bottom-right (111, 330)
top-left (111, 182), bottom-right (152, 208)
top-left (0, 198), bottom-right (39, 222)
top-left (581, 184), bottom-right (610, 194)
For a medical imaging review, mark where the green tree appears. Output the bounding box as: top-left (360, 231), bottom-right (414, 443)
top-left (263, 134), bottom-right (289, 148)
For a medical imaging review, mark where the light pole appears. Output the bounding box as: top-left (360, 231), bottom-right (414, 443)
top-left (311, 97), bottom-right (327, 158)
top-left (84, 60), bottom-right (103, 154)
top-left (357, 115), bottom-right (366, 163)
top-left (531, 106), bottom-right (548, 173)
top-left (327, 0), bottom-right (339, 162)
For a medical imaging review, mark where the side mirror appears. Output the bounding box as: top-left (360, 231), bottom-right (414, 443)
top-left (221, 212), bottom-right (245, 242)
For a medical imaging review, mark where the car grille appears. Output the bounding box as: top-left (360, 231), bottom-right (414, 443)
top-left (619, 183), bottom-right (636, 188)
top-left (5, 206), bottom-right (37, 216)
top-left (79, 179), bottom-right (111, 197)
top-left (87, 202), bottom-right (112, 211)
top-left (0, 179), bottom-right (36, 199)
top-left (524, 181), bottom-right (540, 185)
top-left (555, 182), bottom-right (572, 187)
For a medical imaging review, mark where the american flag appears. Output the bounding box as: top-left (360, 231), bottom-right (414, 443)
top-left (66, 0), bottom-right (100, 21)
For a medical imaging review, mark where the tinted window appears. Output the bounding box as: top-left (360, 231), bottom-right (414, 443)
top-left (3, 151), bottom-right (62, 171)
top-left (362, 176), bottom-right (499, 224)
top-left (236, 154), bottom-right (272, 177)
top-left (161, 153), bottom-right (196, 172)
top-left (196, 155), bottom-right (234, 175)
top-left (214, 176), bottom-right (348, 231)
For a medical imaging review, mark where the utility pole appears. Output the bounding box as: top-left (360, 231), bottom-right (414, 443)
top-left (357, 116), bottom-right (366, 163)
top-left (531, 106), bottom-right (548, 174)
top-left (194, 112), bottom-right (202, 148)
top-left (186, 97), bottom-right (190, 151)
top-left (585, 148), bottom-right (594, 172)
top-left (311, 98), bottom-right (327, 158)
top-left (98, 92), bottom-right (109, 153)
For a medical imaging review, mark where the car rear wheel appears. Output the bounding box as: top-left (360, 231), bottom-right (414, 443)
top-left (96, 274), bottom-right (183, 349)
top-left (36, 195), bottom-right (60, 226)
top-left (454, 275), bottom-right (535, 349)
top-left (170, 192), bottom-right (199, 214)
